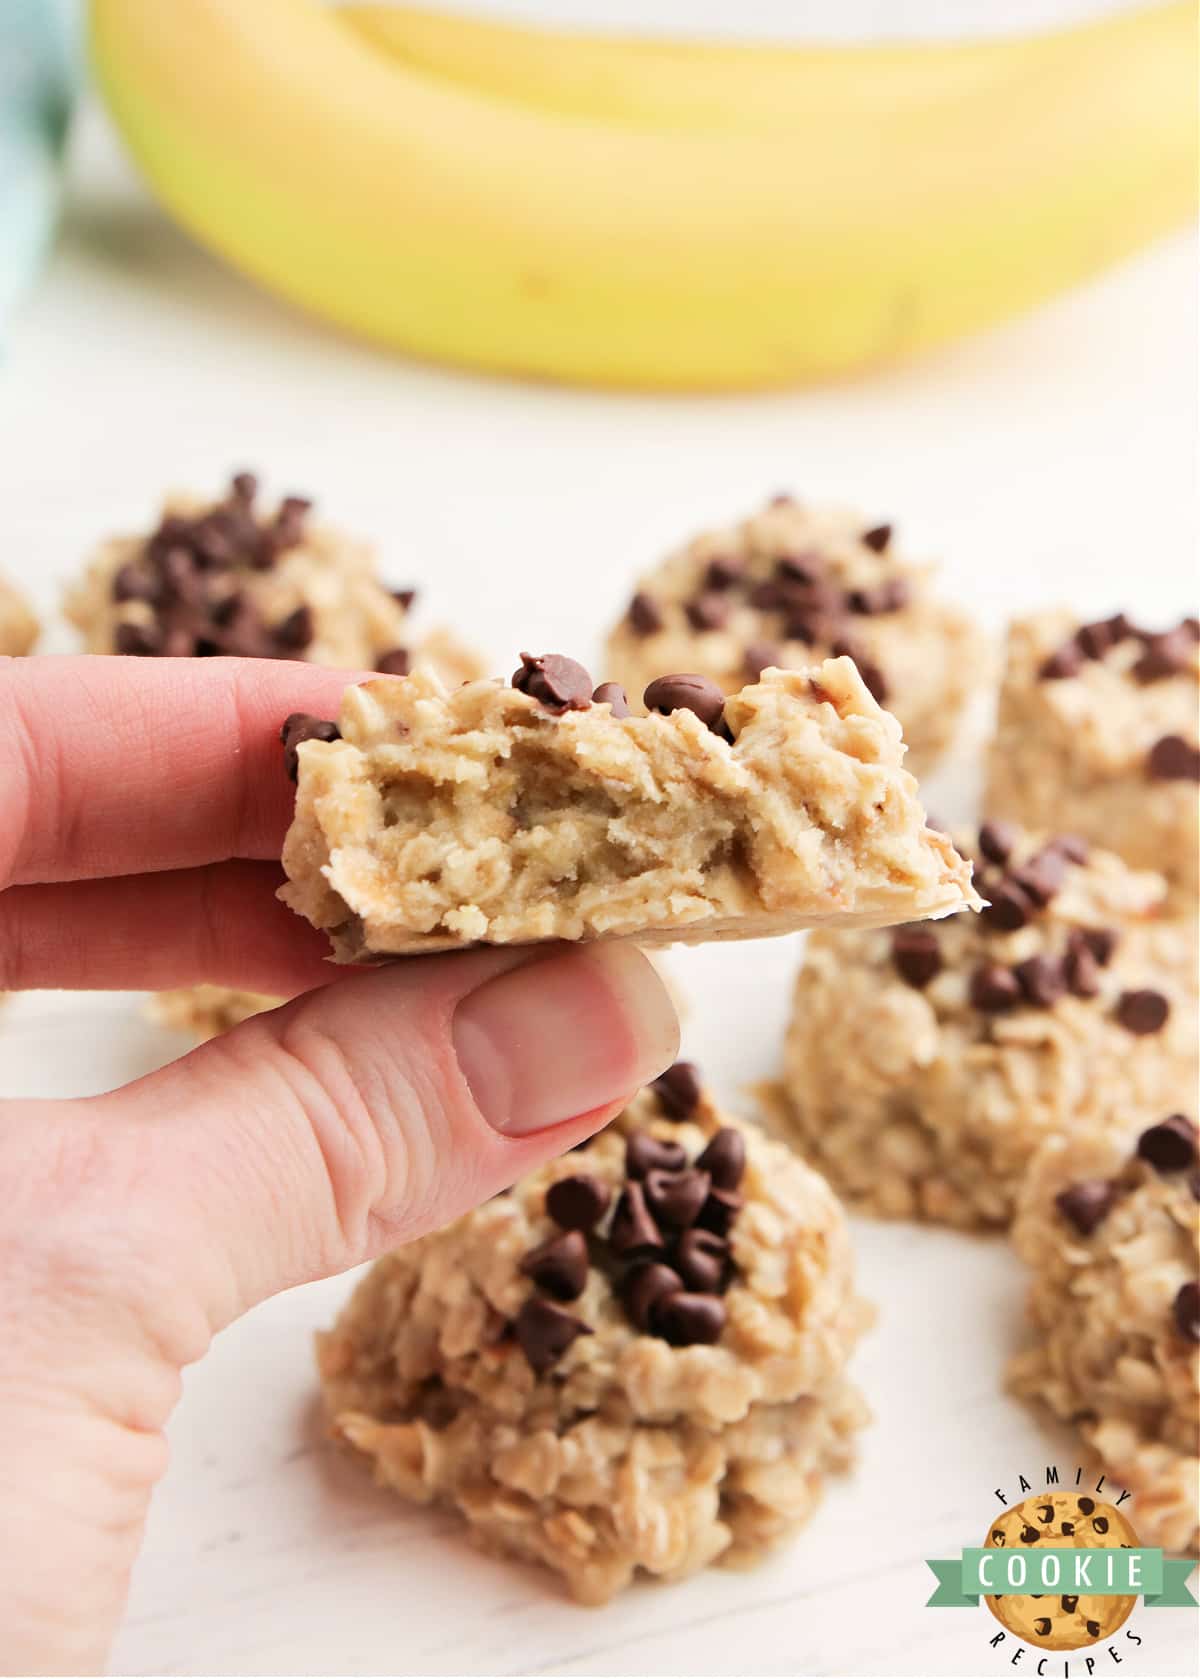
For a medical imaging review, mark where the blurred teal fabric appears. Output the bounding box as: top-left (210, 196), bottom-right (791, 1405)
top-left (0, 0), bottom-right (78, 331)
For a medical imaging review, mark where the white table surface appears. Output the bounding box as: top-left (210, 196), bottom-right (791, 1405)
top-left (0, 101), bottom-right (1196, 1679)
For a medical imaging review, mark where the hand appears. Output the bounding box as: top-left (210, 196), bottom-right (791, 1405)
top-left (0, 655), bottom-right (678, 1674)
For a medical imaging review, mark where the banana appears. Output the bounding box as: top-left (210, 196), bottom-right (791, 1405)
top-left (90, 0), bottom-right (1196, 391)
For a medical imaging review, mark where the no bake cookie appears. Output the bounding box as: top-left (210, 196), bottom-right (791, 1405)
top-left (778, 823), bottom-right (1197, 1227)
top-left (279, 656), bottom-right (977, 958)
top-left (1009, 1118), bottom-right (1199, 1554)
top-left (317, 1076), bottom-right (870, 1603)
top-left (605, 495), bottom-right (984, 776)
top-left (0, 574), bottom-right (38, 656)
top-left (986, 609), bottom-right (1199, 903)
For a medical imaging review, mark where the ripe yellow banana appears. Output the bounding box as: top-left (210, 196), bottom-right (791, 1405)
top-left (91, 0), bottom-right (1196, 391)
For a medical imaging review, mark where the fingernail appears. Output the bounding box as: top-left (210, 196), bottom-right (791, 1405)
top-left (452, 944), bottom-right (679, 1137)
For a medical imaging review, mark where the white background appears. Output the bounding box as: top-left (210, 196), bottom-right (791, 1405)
top-left (1, 97), bottom-right (1196, 1679)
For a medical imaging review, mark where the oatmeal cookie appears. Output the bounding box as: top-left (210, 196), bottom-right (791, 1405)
top-left (1010, 1119), bottom-right (1199, 1554)
top-left (983, 1493), bottom-right (1138, 1649)
top-left (279, 656), bottom-right (977, 959)
top-left (0, 574), bottom-right (38, 656)
top-left (778, 823), bottom-right (1197, 1227)
top-left (318, 1075), bottom-right (870, 1603)
top-left (986, 609), bottom-right (1199, 903)
top-left (605, 495), bottom-right (984, 776)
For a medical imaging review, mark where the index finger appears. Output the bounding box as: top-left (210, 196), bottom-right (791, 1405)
top-left (1, 654), bottom-right (367, 887)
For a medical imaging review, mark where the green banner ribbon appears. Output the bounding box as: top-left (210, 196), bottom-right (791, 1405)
top-left (926, 1550), bottom-right (1197, 1609)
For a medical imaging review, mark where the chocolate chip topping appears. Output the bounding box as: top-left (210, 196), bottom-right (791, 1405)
top-left (1173, 1280), bottom-right (1200, 1343)
top-left (280, 712), bottom-right (341, 781)
top-left (1116, 988), bottom-right (1170, 1035)
top-left (847, 578), bottom-right (909, 616)
top-left (704, 555), bottom-right (746, 590)
top-left (627, 591), bottom-right (663, 636)
top-left (891, 926), bottom-right (943, 989)
top-left (970, 963), bottom-right (1022, 1013)
top-left (685, 592), bottom-right (731, 632)
top-left (860, 523), bottom-right (892, 553)
top-left (1039, 644), bottom-right (1084, 680)
top-left (512, 652), bottom-right (593, 713)
top-left (978, 820), bottom-right (1018, 866)
top-left (591, 682), bottom-right (630, 717)
top-left (1010, 849), bottom-right (1067, 908)
top-left (1147, 734), bottom-right (1200, 782)
top-left (675, 1229), bottom-right (730, 1293)
top-left (651, 1061), bottom-right (702, 1121)
top-left (1047, 832), bottom-right (1089, 864)
top-left (695, 1186), bottom-right (743, 1236)
top-left (608, 1180), bottom-right (665, 1257)
top-left (274, 603), bottom-right (315, 652)
top-left (625, 1134), bottom-right (688, 1180)
top-left (643, 1167), bottom-right (711, 1229)
top-left (1063, 934), bottom-right (1101, 999)
top-left (643, 673), bottom-right (727, 733)
top-left (653, 1291), bottom-right (726, 1347)
top-left (519, 1230), bottom-right (589, 1301)
top-left (1136, 1114), bottom-right (1197, 1173)
top-left (742, 640), bottom-right (781, 680)
top-left (391, 587), bottom-right (416, 611)
top-left (1075, 615), bottom-right (1126, 659)
top-left (981, 878), bottom-right (1035, 933)
top-left (623, 1262), bottom-right (683, 1331)
top-left (1055, 1180), bottom-right (1118, 1236)
top-left (694, 1128), bottom-right (746, 1191)
top-left (1014, 954), bottom-right (1067, 1009)
top-left (545, 1174), bottom-right (611, 1231)
top-left (1132, 626), bottom-right (1194, 683)
top-left (374, 647), bottom-right (411, 677)
top-left (514, 1297), bottom-right (592, 1374)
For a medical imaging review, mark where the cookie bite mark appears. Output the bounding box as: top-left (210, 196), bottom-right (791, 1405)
top-left (279, 658), bottom-right (976, 958)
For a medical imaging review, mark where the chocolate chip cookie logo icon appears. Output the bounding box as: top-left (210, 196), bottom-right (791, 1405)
top-left (925, 1474), bottom-right (1198, 1665)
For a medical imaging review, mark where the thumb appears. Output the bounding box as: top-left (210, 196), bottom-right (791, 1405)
top-left (114, 942), bottom-right (678, 1331)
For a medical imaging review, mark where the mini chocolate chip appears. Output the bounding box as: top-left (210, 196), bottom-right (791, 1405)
top-left (1091, 1517), bottom-right (1109, 1535)
top-left (1011, 849), bottom-right (1067, 907)
top-left (775, 550), bottom-right (825, 584)
top-left (703, 555), bottom-right (745, 590)
top-left (1014, 954), bottom-right (1067, 1009)
top-left (1063, 935), bottom-right (1101, 999)
top-left (391, 587), bottom-right (416, 611)
top-left (375, 647), bottom-right (411, 677)
top-left (230, 470), bottom-right (258, 503)
top-left (1173, 1280), bottom-right (1200, 1343)
top-left (860, 523), bottom-right (892, 553)
top-left (1116, 989), bottom-right (1170, 1035)
top-left (625, 1133), bottom-right (688, 1180)
top-left (652, 1291), bottom-right (726, 1346)
top-left (1133, 627), bottom-right (1194, 683)
top-left (644, 1168), bottom-right (711, 1229)
top-left (114, 620), bottom-right (166, 656)
top-left (1039, 643), bottom-right (1084, 680)
top-left (856, 657), bottom-right (888, 705)
top-left (1080, 927), bottom-right (1118, 966)
top-left (627, 592), bottom-right (663, 636)
top-left (1047, 832), bottom-right (1089, 864)
top-left (514, 1297), bottom-right (592, 1374)
top-left (1078, 1497), bottom-right (1095, 1515)
top-left (970, 963), bottom-right (1022, 1013)
top-left (695, 1128), bottom-right (746, 1191)
top-left (1060, 1595), bottom-right (1079, 1613)
top-left (675, 1228), bottom-right (730, 1293)
top-left (278, 493), bottom-right (312, 522)
top-left (891, 926), bottom-right (943, 989)
top-left (512, 652), bottom-right (593, 713)
top-left (545, 1174), bottom-right (611, 1231)
top-left (519, 1229), bottom-right (589, 1301)
top-left (1136, 1114), bottom-right (1197, 1172)
top-left (623, 1262), bottom-right (683, 1332)
top-left (742, 641), bottom-right (781, 680)
top-left (685, 591), bottom-right (731, 632)
top-left (609, 1181), bottom-right (665, 1256)
top-left (1076, 619), bottom-right (1115, 659)
top-left (651, 1061), bottom-right (702, 1121)
top-left (1020, 1525), bottom-right (1040, 1544)
top-left (695, 1186), bottom-right (743, 1236)
top-left (111, 563), bottom-right (161, 605)
top-left (1147, 734), bottom-right (1200, 782)
top-left (280, 711), bottom-right (341, 781)
top-left (591, 682), bottom-right (630, 717)
top-left (847, 578), bottom-right (910, 616)
top-left (274, 604), bottom-right (315, 651)
top-left (749, 578), bottom-right (788, 611)
top-left (1056, 1180), bottom-right (1117, 1236)
top-left (978, 820), bottom-right (1018, 866)
top-left (981, 879), bottom-right (1036, 932)
top-left (643, 673), bottom-right (726, 733)
top-left (1032, 1619), bottom-right (1052, 1639)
